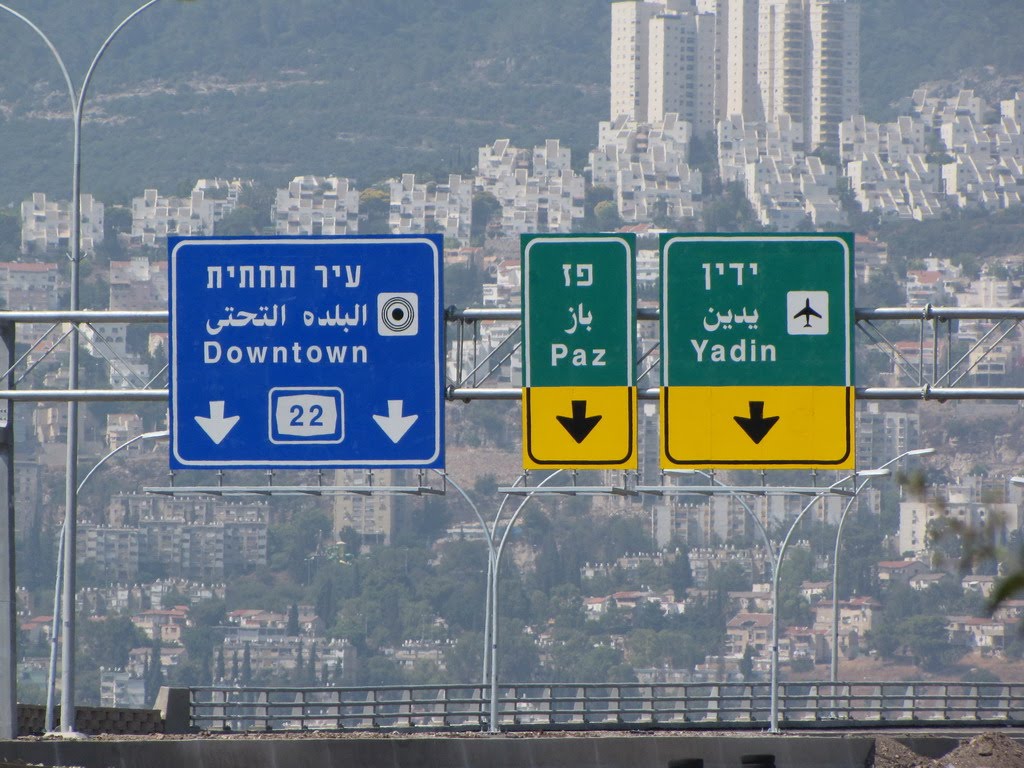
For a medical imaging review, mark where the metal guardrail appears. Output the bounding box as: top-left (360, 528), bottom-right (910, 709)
top-left (188, 681), bottom-right (1024, 732)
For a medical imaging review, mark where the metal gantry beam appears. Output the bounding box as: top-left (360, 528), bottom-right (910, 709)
top-left (446, 305), bottom-right (1024, 401)
top-left (2, 305), bottom-right (1024, 401)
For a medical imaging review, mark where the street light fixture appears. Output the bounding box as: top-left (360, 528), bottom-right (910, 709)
top-left (765, 468), bottom-right (890, 732)
top-left (664, 467), bottom-right (864, 731)
top-left (0, 0), bottom-right (190, 734)
top-left (44, 430), bottom-right (169, 733)
top-left (483, 470), bottom-right (563, 733)
top-left (829, 448), bottom-right (935, 686)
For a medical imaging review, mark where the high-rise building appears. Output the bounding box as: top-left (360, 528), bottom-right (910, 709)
top-left (612, 1), bottom-right (719, 134)
top-left (610, 1), bottom-right (664, 122)
top-left (758, 0), bottom-right (805, 126)
top-left (808, 0), bottom-right (859, 150)
top-left (648, 8), bottom-right (719, 134)
top-left (610, 0), bottom-right (859, 148)
top-left (721, 0), bottom-right (763, 121)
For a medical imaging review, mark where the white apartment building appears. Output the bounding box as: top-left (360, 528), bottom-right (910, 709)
top-left (109, 256), bottom-right (168, 310)
top-left (476, 140), bottom-right (585, 234)
top-left (20, 192), bottom-right (104, 254)
top-left (388, 174), bottom-right (472, 241)
top-left (610, 1), bottom-right (664, 122)
top-left (912, 88), bottom-right (984, 128)
top-left (332, 470), bottom-right (396, 545)
top-left (758, 0), bottom-right (806, 128)
top-left (718, 112), bottom-right (842, 227)
top-left (899, 493), bottom-right (1021, 559)
top-left (807, 0), bottom-right (859, 150)
top-left (617, 152), bottom-right (703, 222)
top-left (273, 175), bottom-right (360, 235)
top-left (755, 0), bottom-right (860, 150)
top-left (855, 402), bottom-right (920, 470)
top-left (839, 90), bottom-right (1024, 219)
top-left (721, 0), bottom-right (762, 121)
top-left (130, 179), bottom-right (245, 247)
top-left (104, 413), bottom-right (144, 452)
top-left (610, 0), bottom-right (861, 161)
top-left (840, 115), bottom-right (927, 165)
top-left (612, 0), bottom-right (728, 124)
top-left (477, 138), bottom-right (530, 181)
top-left (0, 262), bottom-right (62, 311)
top-left (718, 113), bottom-right (804, 182)
top-left (589, 114), bottom-right (702, 223)
top-left (647, 6), bottom-right (719, 134)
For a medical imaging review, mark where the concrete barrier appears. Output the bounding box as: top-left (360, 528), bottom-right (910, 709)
top-left (15, 703), bottom-right (165, 736)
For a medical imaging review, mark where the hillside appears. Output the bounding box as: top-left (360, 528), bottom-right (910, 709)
top-left (0, 1), bottom-right (1023, 204)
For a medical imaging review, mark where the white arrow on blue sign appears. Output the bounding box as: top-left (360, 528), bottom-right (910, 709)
top-left (168, 236), bottom-right (444, 469)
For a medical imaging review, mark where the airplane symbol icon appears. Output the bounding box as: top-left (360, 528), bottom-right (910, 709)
top-left (792, 298), bottom-right (822, 327)
top-left (787, 291), bottom-right (829, 335)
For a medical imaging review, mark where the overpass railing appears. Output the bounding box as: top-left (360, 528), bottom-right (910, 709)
top-left (187, 681), bottom-right (1024, 732)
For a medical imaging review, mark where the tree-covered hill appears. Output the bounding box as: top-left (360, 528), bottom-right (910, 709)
top-left (0, 0), bottom-right (610, 204)
top-left (1, 1), bottom-right (1023, 205)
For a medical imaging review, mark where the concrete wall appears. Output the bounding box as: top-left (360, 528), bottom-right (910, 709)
top-left (0, 734), bottom-right (878, 768)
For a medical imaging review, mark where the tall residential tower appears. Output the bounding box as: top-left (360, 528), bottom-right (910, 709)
top-left (610, 0), bottom-right (859, 149)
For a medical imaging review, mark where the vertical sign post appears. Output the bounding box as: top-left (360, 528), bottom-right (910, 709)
top-left (0, 321), bottom-right (14, 738)
top-left (661, 233), bottom-right (854, 469)
top-left (522, 234), bottom-right (637, 469)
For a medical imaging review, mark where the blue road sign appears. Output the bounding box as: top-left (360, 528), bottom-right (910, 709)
top-left (168, 236), bottom-right (444, 469)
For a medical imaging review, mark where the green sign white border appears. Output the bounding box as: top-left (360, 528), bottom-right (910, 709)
top-left (522, 235), bottom-right (636, 387)
top-left (661, 234), bottom-right (853, 387)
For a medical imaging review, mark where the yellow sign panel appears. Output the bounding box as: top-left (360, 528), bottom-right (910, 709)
top-left (523, 386), bottom-right (637, 469)
top-left (661, 386), bottom-right (854, 469)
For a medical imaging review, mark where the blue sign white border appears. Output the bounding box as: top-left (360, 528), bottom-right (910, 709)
top-left (169, 236), bottom-right (444, 469)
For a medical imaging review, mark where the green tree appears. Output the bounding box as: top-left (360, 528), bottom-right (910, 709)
top-left (702, 183), bottom-right (759, 232)
top-left (359, 188), bottom-right (391, 233)
top-left (471, 191), bottom-right (501, 245)
top-left (77, 616), bottom-right (144, 671)
top-left (901, 615), bottom-right (956, 671)
top-left (144, 638), bottom-right (165, 705)
top-left (287, 603), bottom-right (300, 636)
top-left (739, 644), bottom-right (755, 680)
top-left (667, 549), bottom-right (693, 596)
top-left (593, 200), bottom-right (621, 231)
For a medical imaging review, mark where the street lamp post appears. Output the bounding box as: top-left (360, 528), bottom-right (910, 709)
top-left (484, 471), bottom-right (562, 733)
top-left (766, 469), bottom-right (892, 732)
top-left (44, 430), bottom-right (169, 733)
top-left (830, 448), bottom-right (935, 686)
top-left (0, 0), bottom-right (184, 733)
top-left (428, 470), bottom-right (493, 719)
top-left (672, 467), bottom-right (889, 732)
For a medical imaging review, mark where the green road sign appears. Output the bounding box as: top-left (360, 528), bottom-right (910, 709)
top-left (660, 233), bottom-right (855, 469)
top-left (523, 234), bottom-right (636, 387)
top-left (522, 234), bottom-right (637, 469)
top-left (661, 234), bottom-right (853, 387)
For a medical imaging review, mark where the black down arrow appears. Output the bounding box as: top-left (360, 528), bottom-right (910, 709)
top-left (557, 400), bottom-right (602, 444)
top-left (733, 401), bottom-right (779, 444)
